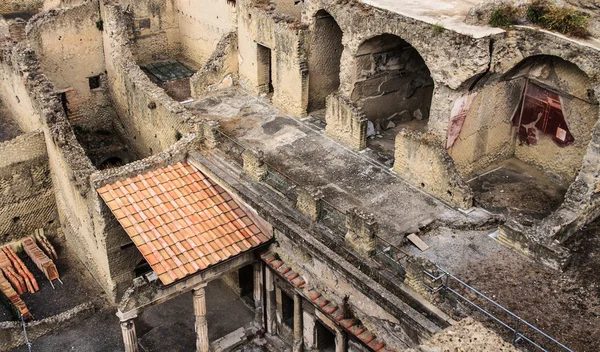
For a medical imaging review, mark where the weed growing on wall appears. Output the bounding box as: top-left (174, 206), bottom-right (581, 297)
top-left (489, 5), bottom-right (520, 27)
top-left (433, 23), bottom-right (445, 36)
top-left (527, 1), bottom-right (589, 37)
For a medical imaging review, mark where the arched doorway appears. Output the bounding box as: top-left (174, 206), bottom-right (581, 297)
top-left (352, 34), bottom-right (434, 157)
top-left (308, 10), bottom-right (344, 114)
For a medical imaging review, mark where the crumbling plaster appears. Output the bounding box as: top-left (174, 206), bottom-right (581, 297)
top-left (26, 1), bottom-right (116, 129)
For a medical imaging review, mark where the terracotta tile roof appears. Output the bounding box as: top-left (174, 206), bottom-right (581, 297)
top-left (261, 252), bottom-right (395, 352)
top-left (97, 162), bottom-right (271, 285)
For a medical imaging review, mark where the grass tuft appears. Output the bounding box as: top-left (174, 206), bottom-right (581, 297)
top-left (489, 5), bottom-right (520, 28)
top-left (527, 1), bottom-right (589, 37)
top-left (433, 23), bottom-right (445, 35)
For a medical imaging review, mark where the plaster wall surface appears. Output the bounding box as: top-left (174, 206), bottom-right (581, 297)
top-left (0, 45), bottom-right (42, 132)
top-left (449, 81), bottom-right (521, 177)
top-left (27, 1), bottom-right (115, 128)
top-left (117, 0), bottom-right (181, 65)
top-left (176, 0), bottom-right (236, 66)
top-left (0, 131), bottom-right (56, 244)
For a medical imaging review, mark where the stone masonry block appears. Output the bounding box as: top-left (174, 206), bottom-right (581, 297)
top-left (345, 208), bottom-right (377, 257)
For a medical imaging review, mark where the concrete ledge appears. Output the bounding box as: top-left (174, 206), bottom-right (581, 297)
top-left (0, 302), bottom-right (95, 351)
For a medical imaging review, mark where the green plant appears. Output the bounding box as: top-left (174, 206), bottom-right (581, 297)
top-left (96, 20), bottom-right (103, 31)
top-left (489, 5), bottom-right (520, 28)
top-left (433, 23), bottom-right (445, 35)
top-left (526, 1), bottom-right (589, 37)
top-left (175, 131), bottom-right (182, 141)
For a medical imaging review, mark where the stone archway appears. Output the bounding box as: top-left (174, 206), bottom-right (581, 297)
top-left (307, 9), bottom-right (344, 114)
top-left (352, 33), bottom-right (434, 157)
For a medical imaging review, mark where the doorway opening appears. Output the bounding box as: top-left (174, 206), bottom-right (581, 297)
top-left (281, 290), bottom-right (294, 329)
top-left (238, 264), bottom-right (254, 306)
top-left (257, 43), bottom-right (274, 96)
top-left (315, 320), bottom-right (336, 352)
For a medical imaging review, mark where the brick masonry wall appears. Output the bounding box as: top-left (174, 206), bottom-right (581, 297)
top-left (0, 131), bottom-right (56, 244)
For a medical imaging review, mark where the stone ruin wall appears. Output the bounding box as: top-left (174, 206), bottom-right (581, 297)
top-left (114, 0), bottom-right (180, 65)
top-left (190, 32), bottom-right (239, 96)
top-left (274, 234), bottom-right (431, 350)
top-left (450, 36), bottom-right (600, 186)
top-left (0, 0), bottom-right (43, 16)
top-left (26, 1), bottom-right (117, 130)
top-left (394, 130), bottom-right (473, 209)
top-left (0, 131), bottom-right (57, 245)
top-left (237, 0), bottom-right (309, 117)
top-left (101, 1), bottom-right (194, 159)
top-left (176, 0), bottom-right (237, 67)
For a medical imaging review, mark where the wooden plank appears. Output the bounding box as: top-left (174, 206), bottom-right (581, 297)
top-left (407, 233), bottom-right (429, 252)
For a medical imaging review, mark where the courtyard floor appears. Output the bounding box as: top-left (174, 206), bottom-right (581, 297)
top-left (9, 278), bottom-right (255, 352)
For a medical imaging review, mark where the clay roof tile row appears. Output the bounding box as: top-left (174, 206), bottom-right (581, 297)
top-left (98, 162), bottom-right (271, 285)
top-left (261, 252), bottom-right (394, 352)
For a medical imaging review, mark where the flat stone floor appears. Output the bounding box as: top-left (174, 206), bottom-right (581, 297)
top-left (188, 89), bottom-right (492, 247)
top-left (9, 278), bottom-right (254, 352)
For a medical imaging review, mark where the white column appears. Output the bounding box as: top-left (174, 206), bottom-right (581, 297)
top-left (253, 262), bottom-right (264, 325)
top-left (335, 327), bottom-right (347, 352)
top-left (302, 311), bottom-right (316, 351)
top-left (293, 293), bottom-right (303, 352)
top-left (265, 268), bottom-right (277, 334)
top-left (120, 320), bottom-right (139, 352)
top-left (193, 283), bottom-right (209, 352)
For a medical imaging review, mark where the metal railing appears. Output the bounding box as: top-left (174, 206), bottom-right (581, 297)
top-left (318, 200), bottom-right (346, 237)
top-left (374, 236), bottom-right (409, 275)
top-left (423, 267), bottom-right (573, 352)
top-left (263, 161), bottom-right (298, 203)
top-left (216, 130), bottom-right (245, 166)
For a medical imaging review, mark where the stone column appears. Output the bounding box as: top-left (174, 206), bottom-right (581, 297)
top-left (253, 261), bottom-right (264, 326)
top-left (293, 293), bottom-right (303, 352)
top-left (265, 268), bottom-right (277, 334)
top-left (120, 320), bottom-right (139, 352)
top-left (345, 208), bottom-right (378, 257)
top-left (335, 327), bottom-right (347, 352)
top-left (193, 283), bottom-right (209, 352)
top-left (296, 186), bottom-right (324, 221)
top-left (302, 310), bottom-right (316, 351)
top-left (242, 149), bottom-right (267, 182)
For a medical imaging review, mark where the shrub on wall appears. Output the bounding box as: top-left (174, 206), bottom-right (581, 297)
top-left (527, 1), bottom-right (589, 37)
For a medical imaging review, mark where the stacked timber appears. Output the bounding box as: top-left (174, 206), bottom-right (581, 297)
top-left (1, 246), bottom-right (38, 294)
top-left (34, 229), bottom-right (58, 260)
top-left (22, 237), bottom-right (59, 283)
top-left (0, 271), bottom-right (33, 321)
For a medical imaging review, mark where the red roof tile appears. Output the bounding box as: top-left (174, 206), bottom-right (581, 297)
top-left (98, 162), bottom-right (271, 285)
